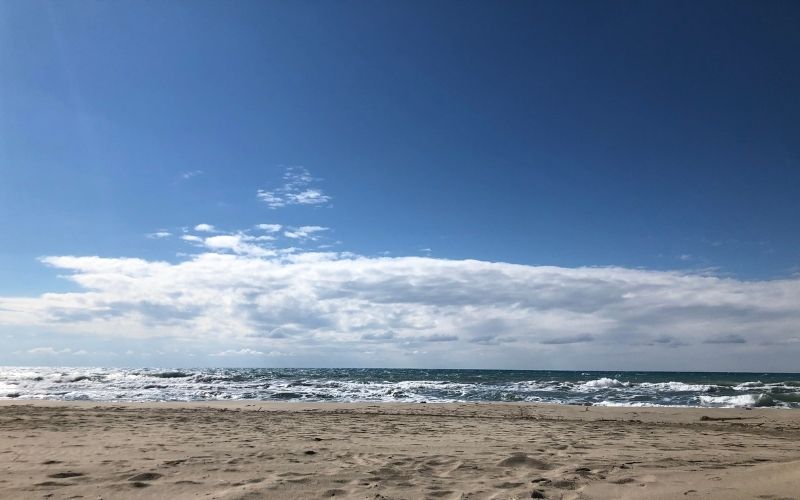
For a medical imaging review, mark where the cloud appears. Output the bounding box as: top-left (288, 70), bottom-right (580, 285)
top-left (646, 334), bottom-right (687, 348)
top-left (146, 231), bottom-right (172, 239)
top-left (257, 167), bottom-right (332, 209)
top-left (467, 333), bottom-right (515, 345)
top-left (212, 348), bottom-right (264, 356)
top-left (360, 332), bottom-right (457, 344)
top-left (361, 331), bottom-right (397, 341)
top-left (181, 170), bottom-right (203, 179)
top-left (539, 333), bottom-right (594, 344)
top-left (181, 232), bottom-right (276, 257)
top-left (2, 247), bottom-right (800, 370)
top-left (194, 224), bottom-right (216, 232)
top-left (408, 334), bottom-right (458, 343)
top-left (28, 347), bottom-right (72, 355)
top-left (283, 226), bottom-right (329, 240)
top-left (211, 348), bottom-right (288, 357)
top-left (256, 224), bottom-right (282, 233)
top-left (201, 235), bottom-right (275, 257)
top-left (703, 334), bottom-right (747, 344)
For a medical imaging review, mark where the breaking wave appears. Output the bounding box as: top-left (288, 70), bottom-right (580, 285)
top-left (1, 367), bottom-right (798, 408)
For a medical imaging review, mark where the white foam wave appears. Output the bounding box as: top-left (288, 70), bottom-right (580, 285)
top-left (578, 377), bottom-right (629, 390)
top-left (733, 381), bottom-right (764, 390)
top-left (639, 381), bottom-right (711, 392)
top-left (593, 401), bottom-right (675, 407)
top-left (699, 394), bottom-right (760, 407)
top-left (1, 367), bottom-right (797, 407)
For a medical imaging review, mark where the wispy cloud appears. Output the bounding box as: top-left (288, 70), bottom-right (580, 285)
top-left (256, 224), bottom-right (282, 233)
top-left (703, 334), bottom-right (747, 344)
top-left (283, 226), bottom-right (329, 240)
top-left (181, 170), bottom-right (203, 180)
top-left (361, 331), bottom-right (397, 341)
top-left (211, 348), bottom-right (288, 357)
top-left (28, 347), bottom-right (74, 355)
top-left (194, 234), bottom-right (276, 257)
top-left (257, 167), bottom-right (332, 209)
top-left (540, 333), bottom-right (594, 345)
top-left (212, 348), bottom-right (264, 356)
top-left (180, 225), bottom-right (301, 256)
top-left (146, 231), bottom-right (172, 239)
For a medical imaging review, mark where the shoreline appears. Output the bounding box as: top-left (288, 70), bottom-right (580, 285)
top-left (4, 367), bottom-right (798, 408)
top-left (3, 399), bottom-right (800, 421)
top-left (2, 401), bottom-right (800, 499)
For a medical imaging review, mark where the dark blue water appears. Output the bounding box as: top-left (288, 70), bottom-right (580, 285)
top-left (2, 367), bottom-right (799, 407)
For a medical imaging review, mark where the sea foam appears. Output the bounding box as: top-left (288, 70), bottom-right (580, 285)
top-left (1, 367), bottom-right (797, 408)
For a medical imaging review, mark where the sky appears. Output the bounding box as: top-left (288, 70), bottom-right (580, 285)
top-left (1, 1), bottom-right (799, 371)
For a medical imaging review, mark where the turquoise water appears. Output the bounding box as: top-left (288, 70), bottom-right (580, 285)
top-left (1, 367), bottom-right (799, 407)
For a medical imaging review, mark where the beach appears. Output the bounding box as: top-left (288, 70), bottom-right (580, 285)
top-left (1, 402), bottom-right (799, 499)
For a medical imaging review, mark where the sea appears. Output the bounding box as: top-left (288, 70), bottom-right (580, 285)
top-left (1, 367), bottom-right (799, 408)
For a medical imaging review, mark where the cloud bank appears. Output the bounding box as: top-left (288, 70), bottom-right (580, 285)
top-left (2, 249), bottom-right (799, 370)
top-left (3, 167), bottom-right (798, 370)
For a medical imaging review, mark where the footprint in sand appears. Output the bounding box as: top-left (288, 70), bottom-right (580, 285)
top-left (426, 489), bottom-right (456, 498)
top-left (495, 481), bottom-right (524, 488)
top-left (34, 480), bottom-right (74, 488)
top-left (496, 453), bottom-right (552, 470)
top-left (128, 472), bottom-right (163, 482)
top-left (550, 479), bottom-right (579, 490)
top-left (48, 472), bottom-right (84, 479)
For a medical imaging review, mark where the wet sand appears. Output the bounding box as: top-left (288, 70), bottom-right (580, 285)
top-left (1, 401), bottom-right (799, 499)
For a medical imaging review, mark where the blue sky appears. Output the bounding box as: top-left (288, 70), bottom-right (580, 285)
top-left (1, 1), bottom-right (799, 370)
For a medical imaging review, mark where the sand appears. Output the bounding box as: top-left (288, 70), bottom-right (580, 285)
top-left (1, 401), bottom-right (799, 499)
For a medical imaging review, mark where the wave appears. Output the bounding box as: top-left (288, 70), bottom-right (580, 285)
top-left (578, 377), bottom-right (630, 390)
top-left (639, 381), bottom-right (712, 392)
top-left (1, 367), bottom-right (798, 408)
top-left (151, 371), bottom-right (192, 378)
top-left (698, 394), bottom-right (777, 408)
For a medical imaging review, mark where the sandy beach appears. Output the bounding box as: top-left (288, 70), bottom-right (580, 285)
top-left (1, 401), bottom-right (799, 499)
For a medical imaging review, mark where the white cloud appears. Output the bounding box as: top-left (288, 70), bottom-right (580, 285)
top-left (283, 226), bottom-right (329, 240)
top-left (257, 167), bottom-right (332, 209)
top-left (256, 224), bottom-right (282, 233)
top-left (181, 170), bottom-right (203, 179)
top-left (180, 225), bottom-right (285, 257)
top-left (146, 231), bottom-right (172, 239)
top-left (291, 189), bottom-right (329, 205)
top-left (28, 347), bottom-right (72, 355)
top-left (201, 234), bottom-right (275, 257)
top-left (2, 250), bottom-right (800, 370)
top-left (212, 348), bottom-right (265, 356)
top-left (210, 348), bottom-right (288, 357)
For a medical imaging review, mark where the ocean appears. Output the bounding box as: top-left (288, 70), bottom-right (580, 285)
top-left (1, 367), bottom-right (799, 408)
